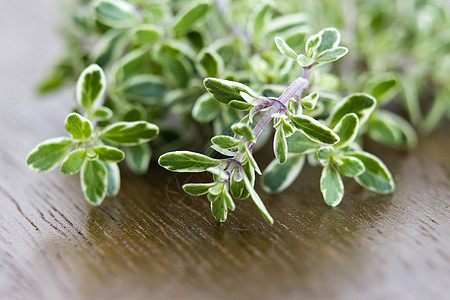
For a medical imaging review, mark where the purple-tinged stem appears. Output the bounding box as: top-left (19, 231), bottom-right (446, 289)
top-left (252, 77), bottom-right (309, 139)
top-left (225, 76), bottom-right (310, 174)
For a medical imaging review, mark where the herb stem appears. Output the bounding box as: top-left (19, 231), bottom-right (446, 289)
top-left (227, 75), bottom-right (310, 173)
top-left (253, 76), bottom-right (309, 139)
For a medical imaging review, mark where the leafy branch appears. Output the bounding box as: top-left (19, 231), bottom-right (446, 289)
top-left (159, 28), bottom-right (395, 223)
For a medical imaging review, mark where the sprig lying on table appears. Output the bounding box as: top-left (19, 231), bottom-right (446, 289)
top-left (27, 64), bottom-right (158, 205)
top-left (159, 29), bottom-right (395, 223)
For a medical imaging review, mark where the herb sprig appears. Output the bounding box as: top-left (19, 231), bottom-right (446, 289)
top-left (159, 29), bottom-right (394, 223)
top-left (27, 64), bottom-right (158, 205)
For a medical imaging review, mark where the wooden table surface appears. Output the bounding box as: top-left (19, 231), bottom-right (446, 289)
top-left (1, 1), bottom-right (449, 299)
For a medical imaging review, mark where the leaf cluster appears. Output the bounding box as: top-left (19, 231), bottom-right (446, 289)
top-left (159, 29), bottom-right (395, 223)
top-left (30, 0), bottom-right (450, 222)
top-left (28, 64), bottom-right (158, 205)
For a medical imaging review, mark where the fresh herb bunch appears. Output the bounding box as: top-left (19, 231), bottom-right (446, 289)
top-left (39, 0), bottom-right (449, 154)
top-left (159, 29), bottom-right (394, 223)
top-left (37, 0), bottom-right (356, 163)
top-left (30, 0), bottom-right (448, 221)
top-left (27, 64), bottom-right (158, 204)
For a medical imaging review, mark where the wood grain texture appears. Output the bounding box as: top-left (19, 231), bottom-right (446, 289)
top-left (0, 1), bottom-right (449, 299)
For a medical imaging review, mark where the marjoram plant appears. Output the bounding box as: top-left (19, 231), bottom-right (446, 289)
top-left (158, 29), bottom-right (394, 223)
top-left (29, 0), bottom-right (449, 223)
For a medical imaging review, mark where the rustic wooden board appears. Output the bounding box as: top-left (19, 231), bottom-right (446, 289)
top-left (1, 1), bottom-right (449, 299)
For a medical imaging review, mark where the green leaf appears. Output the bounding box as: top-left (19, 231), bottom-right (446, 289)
top-left (100, 121), bottom-right (159, 146)
top-left (37, 63), bottom-right (69, 94)
top-left (364, 74), bottom-right (398, 105)
top-left (301, 92), bottom-right (319, 110)
top-left (76, 64), bottom-right (106, 110)
top-left (90, 29), bottom-right (128, 66)
top-left (211, 135), bottom-right (240, 149)
top-left (347, 151), bottom-right (395, 194)
top-left (244, 145), bottom-right (261, 175)
top-left (316, 146), bottom-right (334, 166)
top-left (198, 49), bottom-right (224, 78)
top-left (264, 12), bottom-right (307, 35)
top-left (296, 54), bottom-right (315, 67)
top-left (328, 93), bottom-right (377, 128)
top-left (248, 3), bottom-right (272, 39)
top-left (122, 75), bottom-right (166, 104)
top-left (274, 127), bottom-right (288, 164)
top-left (261, 154), bottom-right (305, 194)
top-left (333, 113), bottom-right (359, 148)
top-left (400, 75), bottom-right (422, 125)
top-left (305, 33), bottom-right (322, 55)
top-left (230, 162), bottom-right (254, 200)
top-left (228, 100), bottom-right (254, 111)
top-left (94, 0), bottom-right (136, 28)
top-left (134, 24), bottom-right (163, 44)
top-left (223, 189), bottom-right (235, 211)
top-left (281, 120), bottom-right (295, 136)
top-left (211, 193), bottom-right (228, 222)
top-left (316, 27), bottom-right (340, 53)
top-left (119, 105), bottom-right (145, 123)
top-left (368, 110), bottom-right (417, 149)
top-left (243, 175), bottom-right (273, 224)
top-left (113, 48), bottom-right (151, 84)
top-left (240, 92), bottom-right (261, 105)
top-left (158, 151), bottom-right (222, 173)
top-left (64, 113), bottom-right (93, 140)
top-left (208, 182), bottom-right (223, 196)
top-left (27, 137), bottom-right (74, 172)
top-left (104, 162), bottom-right (120, 197)
top-left (165, 56), bottom-right (191, 87)
top-left (156, 39), bottom-right (196, 59)
top-left (125, 144), bottom-right (151, 174)
top-left (92, 107), bottom-right (113, 121)
top-left (207, 192), bottom-right (220, 203)
top-left (203, 77), bottom-right (257, 104)
top-left (320, 165), bottom-right (344, 207)
top-left (93, 146), bottom-right (125, 163)
top-left (290, 115), bottom-right (340, 145)
top-left (211, 145), bottom-right (236, 157)
top-left (275, 36), bottom-right (297, 59)
top-left (173, 1), bottom-right (210, 34)
top-left (336, 156), bottom-right (365, 178)
top-left (182, 182), bottom-right (216, 196)
top-left (80, 159), bottom-right (108, 205)
top-left (285, 30), bottom-right (307, 50)
top-left (231, 123), bottom-right (255, 143)
top-left (61, 149), bottom-right (86, 175)
top-left (315, 47), bottom-right (348, 63)
top-left (192, 94), bottom-right (218, 122)
top-left (421, 91), bottom-right (449, 134)
top-left (287, 131), bottom-right (320, 154)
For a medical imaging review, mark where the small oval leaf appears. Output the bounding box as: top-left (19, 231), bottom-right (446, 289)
top-left (290, 115), bottom-right (340, 145)
top-left (27, 137), bottom-right (74, 172)
top-left (81, 159), bottom-right (108, 205)
top-left (61, 148), bottom-right (87, 175)
top-left (76, 64), bottom-right (106, 110)
top-left (158, 151), bottom-right (222, 173)
top-left (347, 151), bottom-right (395, 194)
top-left (320, 165), bottom-right (344, 207)
top-left (65, 113), bottom-right (93, 140)
top-left (261, 154), bottom-right (305, 194)
top-left (100, 121), bottom-right (159, 146)
top-left (328, 93), bottom-right (376, 128)
top-left (93, 146), bottom-right (125, 163)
